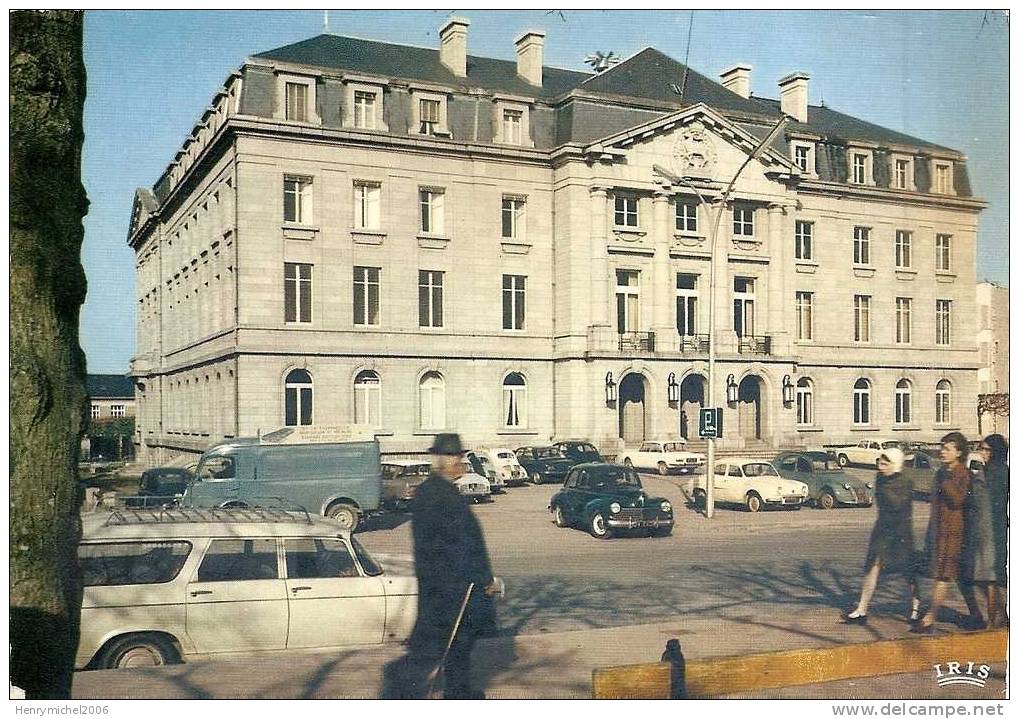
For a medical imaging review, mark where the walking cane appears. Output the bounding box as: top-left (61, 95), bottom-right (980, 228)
top-left (425, 582), bottom-right (475, 699)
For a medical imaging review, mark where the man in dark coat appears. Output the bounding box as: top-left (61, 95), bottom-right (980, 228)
top-left (383, 433), bottom-right (498, 699)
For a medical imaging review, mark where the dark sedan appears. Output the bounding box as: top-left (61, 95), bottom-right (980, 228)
top-left (125, 467), bottom-right (192, 508)
top-left (552, 440), bottom-right (604, 465)
top-left (515, 446), bottom-right (573, 484)
top-left (549, 463), bottom-right (673, 539)
top-left (773, 451), bottom-right (873, 509)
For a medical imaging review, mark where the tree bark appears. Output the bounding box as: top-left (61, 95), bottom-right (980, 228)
top-left (10, 9), bottom-right (89, 699)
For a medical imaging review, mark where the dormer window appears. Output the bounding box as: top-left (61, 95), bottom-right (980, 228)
top-left (791, 142), bottom-right (814, 175)
top-left (503, 110), bottom-right (522, 144)
top-left (274, 73), bottom-right (319, 125)
top-left (493, 99), bottom-right (532, 147)
top-left (892, 155), bottom-right (914, 191)
top-left (934, 162), bottom-right (954, 194)
top-left (420, 99), bottom-right (441, 134)
top-left (344, 81), bottom-right (388, 132)
top-left (851, 152), bottom-right (870, 184)
top-left (411, 90), bottom-right (449, 137)
top-left (354, 91), bottom-right (376, 129)
top-left (285, 82), bottom-right (308, 122)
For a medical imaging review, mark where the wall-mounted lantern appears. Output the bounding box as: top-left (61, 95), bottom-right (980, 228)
top-left (667, 372), bottom-right (679, 403)
top-left (725, 374), bottom-right (739, 405)
top-left (782, 374), bottom-right (795, 406)
top-left (605, 371), bottom-right (617, 404)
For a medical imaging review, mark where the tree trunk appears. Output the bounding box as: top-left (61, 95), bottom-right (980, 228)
top-left (10, 9), bottom-right (89, 699)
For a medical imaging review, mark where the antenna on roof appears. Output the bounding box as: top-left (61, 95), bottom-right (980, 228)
top-left (584, 51), bottom-right (620, 73)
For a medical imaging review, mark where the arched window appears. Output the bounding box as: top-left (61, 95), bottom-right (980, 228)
top-left (354, 370), bottom-right (382, 428)
top-left (935, 380), bottom-right (952, 425)
top-left (895, 379), bottom-right (912, 424)
top-left (419, 372), bottom-right (445, 430)
top-left (853, 378), bottom-right (871, 425)
top-left (502, 372), bottom-right (527, 428)
top-left (796, 377), bottom-right (813, 426)
top-left (285, 369), bottom-right (313, 427)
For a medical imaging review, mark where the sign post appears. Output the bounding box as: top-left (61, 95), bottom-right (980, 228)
top-left (698, 408), bottom-right (723, 440)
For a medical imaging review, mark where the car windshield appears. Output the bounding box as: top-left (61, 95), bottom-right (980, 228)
top-left (882, 441), bottom-right (903, 449)
top-left (535, 447), bottom-right (563, 459)
top-left (349, 536), bottom-right (384, 577)
top-left (496, 452), bottom-right (514, 460)
top-left (811, 459), bottom-right (842, 472)
top-left (742, 463), bottom-right (778, 477)
top-left (588, 466), bottom-right (642, 490)
top-left (662, 442), bottom-right (687, 452)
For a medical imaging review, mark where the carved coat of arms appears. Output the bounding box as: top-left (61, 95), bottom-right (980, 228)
top-left (672, 123), bottom-right (717, 177)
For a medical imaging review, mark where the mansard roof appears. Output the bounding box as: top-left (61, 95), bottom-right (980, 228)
top-left (87, 374), bottom-right (135, 399)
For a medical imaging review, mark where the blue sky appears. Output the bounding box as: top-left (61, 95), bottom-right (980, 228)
top-left (80, 9), bottom-right (1009, 373)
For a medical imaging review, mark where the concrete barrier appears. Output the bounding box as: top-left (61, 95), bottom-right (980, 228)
top-left (593, 629), bottom-right (1007, 699)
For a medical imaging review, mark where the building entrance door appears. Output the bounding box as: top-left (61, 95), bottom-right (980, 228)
top-left (618, 374), bottom-right (647, 446)
top-left (679, 374), bottom-right (705, 440)
top-left (737, 375), bottom-right (763, 441)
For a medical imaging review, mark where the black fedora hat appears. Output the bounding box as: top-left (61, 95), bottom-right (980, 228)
top-left (428, 433), bottom-right (464, 456)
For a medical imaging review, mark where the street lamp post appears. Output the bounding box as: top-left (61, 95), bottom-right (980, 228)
top-left (656, 114), bottom-right (788, 519)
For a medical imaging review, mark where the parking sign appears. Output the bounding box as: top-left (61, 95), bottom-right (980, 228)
top-left (699, 408), bottom-right (723, 438)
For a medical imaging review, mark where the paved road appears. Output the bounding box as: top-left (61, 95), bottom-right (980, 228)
top-left (358, 468), bottom-right (955, 637)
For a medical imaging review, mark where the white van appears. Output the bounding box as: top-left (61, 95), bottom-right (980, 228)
top-left (76, 507), bottom-right (418, 669)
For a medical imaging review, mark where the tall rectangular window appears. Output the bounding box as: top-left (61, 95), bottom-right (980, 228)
top-left (935, 164), bottom-right (952, 194)
top-left (615, 270), bottom-right (640, 333)
top-left (676, 274), bottom-right (697, 336)
top-left (895, 230), bottom-right (912, 268)
top-left (502, 274), bottom-right (526, 330)
top-left (795, 221), bottom-right (813, 260)
top-left (936, 300), bottom-right (952, 346)
top-left (852, 153), bottom-right (867, 184)
top-left (853, 226), bottom-right (871, 265)
top-left (733, 206), bottom-right (754, 237)
top-left (285, 82), bottom-right (308, 122)
top-left (419, 99), bottom-right (441, 134)
top-left (614, 196), bottom-right (638, 227)
top-left (419, 270), bottom-right (444, 328)
top-left (936, 234), bottom-right (952, 271)
top-left (502, 197), bottom-right (525, 239)
top-left (354, 183), bottom-right (381, 230)
top-left (353, 266), bottom-right (380, 326)
top-left (894, 159), bottom-right (909, 189)
top-left (895, 297), bottom-right (912, 344)
top-left (675, 201), bottom-right (698, 232)
top-left (90, 404), bottom-right (101, 420)
top-left (284, 262), bottom-right (312, 323)
top-left (353, 90), bottom-right (376, 129)
top-left (733, 277), bottom-right (755, 337)
top-left (283, 176), bottom-right (312, 224)
top-left (853, 295), bottom-right (871, 342)
top-left (419, 189), bottom-right (445, 234)
top-left (503, 109), bottom-right (523, 145)
top-left (796, 291), bottom-right (813, 341)
top-left (794, 145), bottom-right (810, 173)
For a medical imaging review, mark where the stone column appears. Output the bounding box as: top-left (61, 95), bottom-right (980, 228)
top-left (588, 186), bottom-right (613, 351)
top-left (651, 190), bottom-right (674, 351)
top-left (710, 202), bottom-right (735, 353)
top-left (767, 204), bottom-right (791, 356)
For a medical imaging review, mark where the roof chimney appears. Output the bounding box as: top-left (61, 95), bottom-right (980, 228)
top-left (719, 64), bottom-right (752, 99)
top-left (515, 30), bottom-right (546, 87)
top-left (439, 17), bottom-right (470, 77)
top-left (778, 72), bottom-right (810, 123)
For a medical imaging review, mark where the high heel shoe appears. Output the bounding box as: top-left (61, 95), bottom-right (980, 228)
top-left (840, 610), bottom-right (868, 625)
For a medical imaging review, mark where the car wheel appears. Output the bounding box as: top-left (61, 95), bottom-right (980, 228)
top-left (744, 492), bottom-right (762, 513)
top-left (326, 502), bottom-right (359, 532)
top-left (100, 633), bottom-right (179, 670)
top-left (623, 458), bottom-right (634, 468)
top-left (657, 461), bottom-right (669, 476)
top-left (692, 488), bottom-right (706, 509)
top-left (589, 512), bottom-right (612, 539)
top-left (531, 472), bottom-right (543, 485)
top-left (818, 491), bottom-right (836, 510)
top-left (837, 454), bottom-right (850, 468)
top-left (553, 505), bottom-right (568, 528)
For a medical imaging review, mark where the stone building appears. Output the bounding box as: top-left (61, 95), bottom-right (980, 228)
top-left (976, 281), bottom-right (1009, 437)
top-left (87, 374), bottom-right (136, 421)
top-left (129, 18), bottom-right (985, 463)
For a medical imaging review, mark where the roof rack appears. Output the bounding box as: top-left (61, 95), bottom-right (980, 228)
top-left (103, 504), bottom-right (314, 527)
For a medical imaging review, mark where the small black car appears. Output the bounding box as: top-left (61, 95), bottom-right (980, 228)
top-left (549, 463), bottom-right (673, 539)
top-left (552, 440), bottom-right (604, 464)
top-left (514, 446), bottom-right (573, 484)
top-left (125, 467), bottom-right (192, 508)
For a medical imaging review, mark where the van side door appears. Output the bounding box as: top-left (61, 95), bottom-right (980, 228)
top-left (282, 537), bottom-right (386, 648)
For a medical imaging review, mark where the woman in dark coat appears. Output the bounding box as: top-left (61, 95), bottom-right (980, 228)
top-left (841, 447), bottom-right (921, 624)
top-left (978, 434), bottom-right (1009, 626)
top-left (915, 432), bottom-right (979, 632)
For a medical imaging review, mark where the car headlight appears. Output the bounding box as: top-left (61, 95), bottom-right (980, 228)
top-left (609, 502), bottom-right (621, 514)
top-left (660, 501), bottom-right (672, 513)
top-left (843, 483), bottom-right (851, 490)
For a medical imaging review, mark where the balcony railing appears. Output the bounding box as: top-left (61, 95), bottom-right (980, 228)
top-left (618, 331), bottom-right (655, 353)
top-left (738, 334), bottom-right (772, 355)
top-left (679, 334), bottom-right (710, 353)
